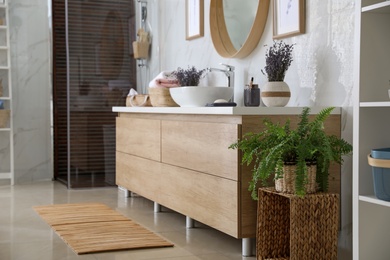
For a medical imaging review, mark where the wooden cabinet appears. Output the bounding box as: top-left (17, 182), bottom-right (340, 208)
top-left (353, 1), bottom-right (390, 259)
top-left (115, 110), bottom-right (341, 240)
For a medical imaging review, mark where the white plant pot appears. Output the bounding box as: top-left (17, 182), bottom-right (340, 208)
top-left (261, 81), bottom-right (291, 107)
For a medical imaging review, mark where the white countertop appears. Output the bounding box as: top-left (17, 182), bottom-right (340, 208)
top-left (112, 106), bottom-right (341, 115)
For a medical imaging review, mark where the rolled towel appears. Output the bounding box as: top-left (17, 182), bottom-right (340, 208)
top-left (156, 78), bottom-right (180, 88)
top-left (149, 71), bottom-right (180, 88)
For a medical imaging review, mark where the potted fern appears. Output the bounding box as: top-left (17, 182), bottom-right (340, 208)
top-left (229, 107), bottom-right (352, 199)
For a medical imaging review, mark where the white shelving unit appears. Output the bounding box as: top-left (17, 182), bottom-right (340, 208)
top-left (0, 0), bottom-right (13, 184)
top-left (353, 0), bottom-right (390, 259)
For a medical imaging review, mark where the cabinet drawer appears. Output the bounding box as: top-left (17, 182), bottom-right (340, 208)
top-left (116, 151), bottom-right (162, 197)
top-left (116, 117), bottom-right (161, 161)
top-left (161, 121), bottom-right (239, 180)
top-left (116, 151), bottom-right (239, 237)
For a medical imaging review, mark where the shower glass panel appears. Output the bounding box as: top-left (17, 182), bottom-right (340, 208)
top-left (52, 0), bottom-right (136, 188)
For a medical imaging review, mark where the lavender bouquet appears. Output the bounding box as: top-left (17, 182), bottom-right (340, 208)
top-left (173, 66), bottom-right (205, 86)
top-left (262, 41), bottom-right (295, 82)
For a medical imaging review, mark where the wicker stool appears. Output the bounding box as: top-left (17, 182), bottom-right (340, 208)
top-left (257, 188), bottom-right (339, 260)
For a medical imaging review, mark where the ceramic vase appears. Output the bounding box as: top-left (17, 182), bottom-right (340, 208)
top-left (261, 81), bottom-right (291, 107)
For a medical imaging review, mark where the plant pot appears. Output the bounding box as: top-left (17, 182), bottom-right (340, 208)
top-left (275, 164), bottom-right (317, 194)
top-left (261, 81), bottom-right (290, 107)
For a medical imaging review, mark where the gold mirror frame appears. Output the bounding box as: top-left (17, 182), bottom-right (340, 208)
top-left (210, 0), bottom-right (270, 59)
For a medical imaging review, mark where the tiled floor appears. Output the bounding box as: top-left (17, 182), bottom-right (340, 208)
top-left (0, 180), bottom-right (256, 260)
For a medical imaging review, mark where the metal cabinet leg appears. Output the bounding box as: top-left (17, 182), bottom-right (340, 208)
top-left (154, 202), bottom-right (161, 213)
top-left (242, 238), bottom-right (253, 257)
top-left (186, 216), bottom-right (195, 228)
top-left (118, 186), bottom-right (131, 198)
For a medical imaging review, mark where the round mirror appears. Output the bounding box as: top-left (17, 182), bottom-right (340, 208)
top-left (223, 0), bottom-right (258, 51)
top-left (210, 0), bottom-right (270, 59)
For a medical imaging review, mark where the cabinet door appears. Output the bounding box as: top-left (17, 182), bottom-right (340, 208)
top-left (116, 151), bottom-right (239, 237)
top-left (116, 151), bottom-right (162, 197)
top-left (116, 117), bottom-right (161, 162)
top-left (161, 120), bottom-right (239, 180)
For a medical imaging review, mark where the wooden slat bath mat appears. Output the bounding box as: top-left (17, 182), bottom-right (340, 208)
top-left (33, 203), bottom-right (173, 254)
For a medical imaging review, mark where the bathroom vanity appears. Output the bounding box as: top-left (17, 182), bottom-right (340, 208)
top-left (112, 106), bottom-right (341, 255)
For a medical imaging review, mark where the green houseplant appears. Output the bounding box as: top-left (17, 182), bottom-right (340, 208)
top-left (229, 107), bottom-right (353, 199)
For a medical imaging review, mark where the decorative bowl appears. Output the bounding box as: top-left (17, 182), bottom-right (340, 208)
top-left (169, 86), bottom-right (233, 107)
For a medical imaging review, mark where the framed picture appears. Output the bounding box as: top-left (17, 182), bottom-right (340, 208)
top-left (273, 0), bottom-right (305, 39)
top-left (186, 0), bottom-right (204, 40)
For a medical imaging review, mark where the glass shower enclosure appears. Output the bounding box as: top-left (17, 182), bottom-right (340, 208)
top-left (52, 0), bottom-right (137, 188)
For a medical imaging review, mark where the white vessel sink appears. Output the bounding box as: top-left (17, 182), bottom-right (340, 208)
top-left (169, 86), bottom-right (233, 107)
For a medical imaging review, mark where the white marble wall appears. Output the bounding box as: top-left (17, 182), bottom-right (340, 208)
top-left (153, 0), bottom-right (355, 259)
top-left (9, 0), bottom-right (52, 183)
top-left (157, 0), bottom-right (355, 107)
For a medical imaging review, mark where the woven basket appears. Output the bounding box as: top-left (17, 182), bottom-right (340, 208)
top-left (0, 109), bottom-right (10, 128)
top-left (275, 164), bottom-right (317, 194)
top-left (257, 188), bottom-right (339, 260)
top-left (126, 94), bottom-right (152, 107)
top-left (148, 87), bottom-right (178, 107)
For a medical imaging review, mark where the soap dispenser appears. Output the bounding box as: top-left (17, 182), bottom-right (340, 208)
top-left (244, 78), bottom-right (260, 106)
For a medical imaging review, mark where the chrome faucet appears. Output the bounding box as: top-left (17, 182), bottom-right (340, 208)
top-left (207, 64), bottom-right (235, 102)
